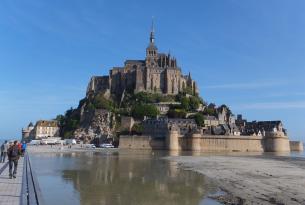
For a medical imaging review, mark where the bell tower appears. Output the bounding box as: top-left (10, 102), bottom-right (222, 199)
top-left (146, 19), bottom-right (158, 67)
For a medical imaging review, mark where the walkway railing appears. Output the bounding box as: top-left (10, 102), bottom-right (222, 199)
top-left (21, 152), bottom-right (44, 205)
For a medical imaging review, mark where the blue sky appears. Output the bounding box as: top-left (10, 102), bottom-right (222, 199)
top-left (0, 0), bottom-right (305, 141)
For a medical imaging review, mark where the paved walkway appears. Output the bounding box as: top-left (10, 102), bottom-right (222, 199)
top-left (0, 158), bottom-right (24, 205)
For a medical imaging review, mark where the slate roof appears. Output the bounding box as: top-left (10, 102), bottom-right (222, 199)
top-left (36, 120), bottom-right (58, 127)
top-left (124, 60), bottom-right (145, 65)
top-left (204, 115), bottom-right (218, 121)
top-left (244, 120), bottom-right (283, 135)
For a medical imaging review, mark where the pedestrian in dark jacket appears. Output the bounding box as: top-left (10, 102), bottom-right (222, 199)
top-left (7, 141), bottom-right (21, 179)
top-left (0, 140), bottom-right (9, 163)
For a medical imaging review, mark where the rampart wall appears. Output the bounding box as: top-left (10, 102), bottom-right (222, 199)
top-left (119, 132), bottom-right (294, 152)
top-left (119, 135), bottom-right (165, 150)
top-left (119, 134), bottom-right (264, 152)
top-left (289, 141), bottom-right (303, 152)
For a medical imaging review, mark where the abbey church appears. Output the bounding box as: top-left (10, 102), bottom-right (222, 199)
top-left (87, 24), bottom-right (199, 96)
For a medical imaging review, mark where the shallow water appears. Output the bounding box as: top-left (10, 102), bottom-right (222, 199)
top-left (30, 150), bottom-right (222, 205)
top-left (290, 150), bottom-right (305, 157)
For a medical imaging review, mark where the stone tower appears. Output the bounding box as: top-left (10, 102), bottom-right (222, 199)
top-left (146, 20), bottom-right (158, 67)
top-left (166, 125), bottom-right (180, 151)
top-left (86, 21), bottom-right (199, 97)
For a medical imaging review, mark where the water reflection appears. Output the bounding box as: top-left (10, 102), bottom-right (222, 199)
top-left (31, 151), bottom-right (218, 205)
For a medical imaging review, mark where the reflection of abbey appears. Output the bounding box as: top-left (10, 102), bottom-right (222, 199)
top-left (87, 24), bottom-right (198, 96)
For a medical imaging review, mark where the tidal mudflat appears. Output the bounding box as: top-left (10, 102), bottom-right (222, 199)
top-left (29, 149), bottom-right (222, 205)
top-left (167, 152), bottom-right (305, 205)
top-left (29, 146), bottom-right (305, 205)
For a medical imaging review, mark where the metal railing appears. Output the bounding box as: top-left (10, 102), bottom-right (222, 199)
top-left (21, 152), bottom-right (44, 205)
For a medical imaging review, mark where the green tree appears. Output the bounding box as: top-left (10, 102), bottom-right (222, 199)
top-left (54, 115), bottom-right (65, 126)
top-left (207, 103), bottom-right (216, 109)
top-left (131, 123), bottom-right (144, 135)
top-left (184, 86), bottom-right (194, 95)
top-left (58, 107), bottom-right (81, 139)
top-left (204, 107), bottom-right (216, 116)
top-left (131, 104), bottom-right (159, 119)
top-left (93, 94), bottom-right (113, 111)
top-left (189, 96), bottom-right (200, 110)
top-left (181, 97), bottom-right (190, 111)
top-left (194, 113), bottom-right (205, 126)
top-left (203, 103), bottom-right (217, 116)
top-left (86, 103), bottom-right (95, 111)
top-left (218, 104), bottom-right (232, 115)
top-left (168, 109), bottom-right (187, 118)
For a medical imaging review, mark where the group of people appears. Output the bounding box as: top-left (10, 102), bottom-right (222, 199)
top-left (0, 140), bottom-right (27, 179)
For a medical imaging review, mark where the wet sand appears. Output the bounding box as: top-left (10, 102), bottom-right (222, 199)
top-left (166, 155), bottom-right (305, 205)
top-left (28, 146), bottom-right (305, 204)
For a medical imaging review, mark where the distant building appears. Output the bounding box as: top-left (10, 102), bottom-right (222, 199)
top-left (32, 120), bottom-right (59, 139)
top-left (143, 117), bottom-right (197, 138)
top-left (153, 102), bottom-right (181, 115)
top-left (22, 122), bottom-right (34, 142)
top-left (203, 115), bottom-right (219, 127)
top-left (235, 114), bottom-right (247, 133)
top-left (256, 121), bottom-right (285, 133)
top-left (218, 107), bottom-right (228, 125)
top-left (228, 124), bottom-right (241, 136)
top-left (237, 118), bottom-right (286, 137)
top-left (121, 116), bottom-right (135, 132)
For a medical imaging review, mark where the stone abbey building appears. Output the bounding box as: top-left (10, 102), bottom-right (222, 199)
top-left (87, 25), bottom-right (198, 96)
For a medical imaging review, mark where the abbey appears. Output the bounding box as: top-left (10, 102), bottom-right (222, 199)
top-left (87, 25), bottom-right (198, 96)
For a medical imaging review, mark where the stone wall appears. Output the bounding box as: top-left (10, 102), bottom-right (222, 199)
top-left (118, 132), bottom-right (295, 152)
top-left (120, 116), bottom-right (134, 131)
top-left (119, 134), bottom-right (264, 152)
top-left (86, 76), bottom-right (110, 96)
top-left (179, 135), bottom-right (264, 152)
top-left (289, 141), bottom-right (304, 152)
top-left (119, 135), bottom-right (165, 150)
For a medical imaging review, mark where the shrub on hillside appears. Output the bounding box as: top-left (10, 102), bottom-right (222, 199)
top-left (168, 109), bottom-right (187, 118)
top-left (93, 93), bottom-right (114, 111)
top-left (194, 113), bottom-right (205, 126)
top-left (131, 124), bottom-right (144, 135)
top-left (131, 104), bottom-right (159, 119)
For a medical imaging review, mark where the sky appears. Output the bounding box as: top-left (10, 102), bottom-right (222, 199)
top-left (0, 0), bottom-right (305, 141)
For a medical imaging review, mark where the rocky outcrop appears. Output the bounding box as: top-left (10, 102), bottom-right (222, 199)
top-left (86, 76), bottom-right (110, 97)
top-left (74, 108), bottom-right (115, 143)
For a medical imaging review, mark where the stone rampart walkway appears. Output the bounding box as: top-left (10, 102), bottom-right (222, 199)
top-left (0, 158), bottom-right (24, 205)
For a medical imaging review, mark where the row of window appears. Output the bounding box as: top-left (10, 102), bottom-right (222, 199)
top-left (148, 50), bottom-right (157, 55)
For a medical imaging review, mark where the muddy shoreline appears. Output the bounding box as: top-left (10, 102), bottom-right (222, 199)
top-left (167, 155), bottom-right (305, 205)
top-left (28, 146), bottom-right (305, 204)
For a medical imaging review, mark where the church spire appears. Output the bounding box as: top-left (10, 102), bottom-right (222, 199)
top-left (146, 18), bottom-right (158, 60)
top-left (150, 17), bottom-right (155, 44)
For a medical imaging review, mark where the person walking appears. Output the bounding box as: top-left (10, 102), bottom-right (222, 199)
top-left (18, 141), bottom-right (22, 151)
top-left (0, 140), bottom-right (9, 163)
top-left (7, 140), bottom-right (21, 179)
top-left (21, 141), bottom-right (27, 156)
